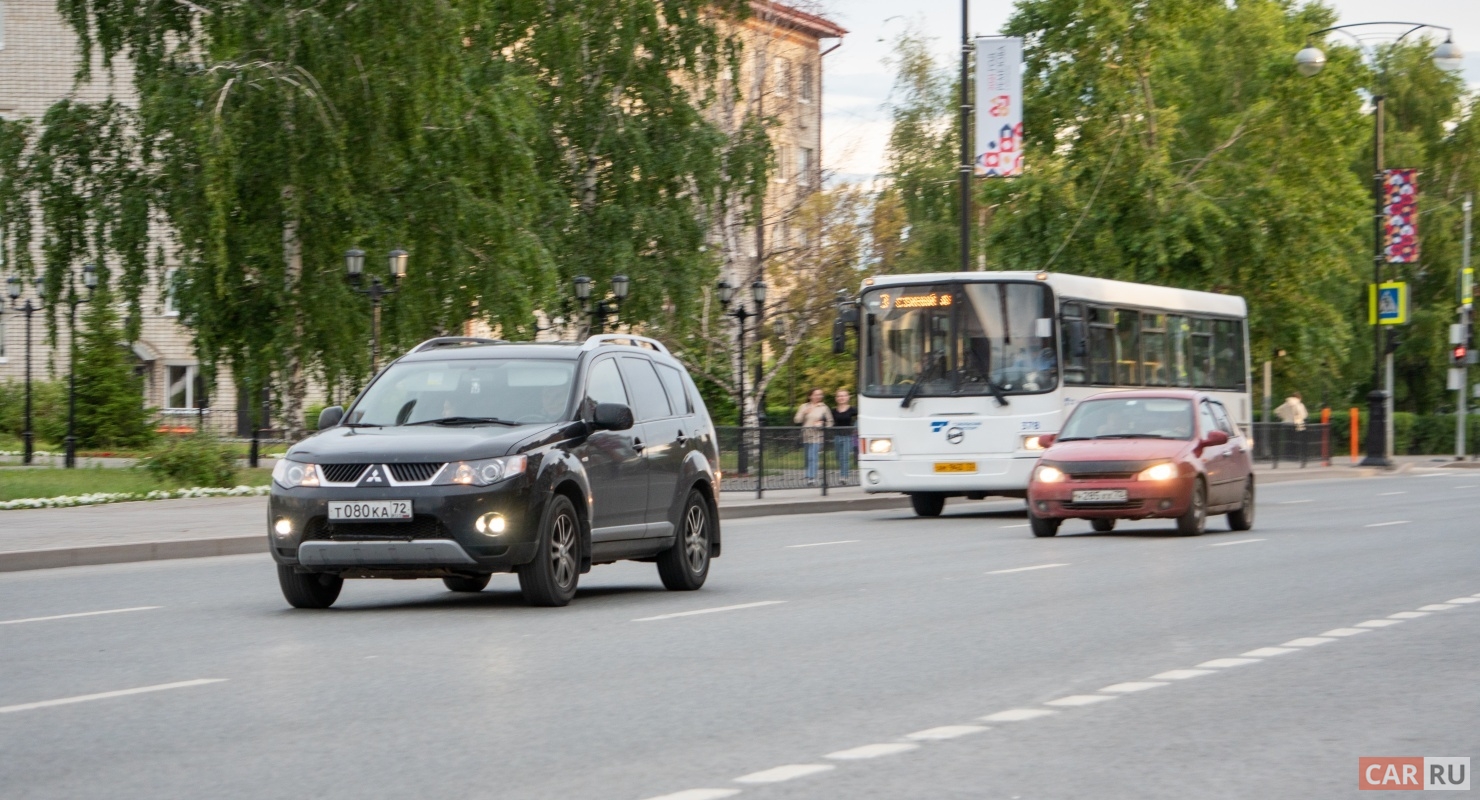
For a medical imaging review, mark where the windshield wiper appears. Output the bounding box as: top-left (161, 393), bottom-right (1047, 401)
top-left (899, 356), bottom-right (940, 409)
top-left (1093, 433), bottom-right (1171, 439)
top-left (1055, 436), bottom-right (1089, 442)
top-left (339, 422), bottom-right (381, 428)
top-left (406, 416), bottom-right (519, 427)
top-left (986, 380), bottom-right (1009, 408)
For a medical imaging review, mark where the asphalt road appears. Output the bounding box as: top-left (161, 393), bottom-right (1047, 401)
top-left (1, 471), bottom-right (1477, 799)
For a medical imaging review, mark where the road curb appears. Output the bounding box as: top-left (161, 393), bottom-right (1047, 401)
top-left (0, 537), bottom-right (265, 573)
top-left (720, 494), bottom-right (913, 520)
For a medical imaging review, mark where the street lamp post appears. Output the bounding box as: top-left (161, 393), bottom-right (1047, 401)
top-left (572, 274), bottom-right (630, 334)
top-left (346, 248), bottom-right (407, 375)
top-left (6, 275), bottom-right (46, 465)
top-left (1295, 22), bottom-right (1463, 468)
top-left (717, 278), bottom-right (767, 474)
top-left (64, 264), bottom-right (98, 469)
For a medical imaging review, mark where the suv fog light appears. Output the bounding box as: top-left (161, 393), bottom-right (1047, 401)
top-left (273, 518), bottom-right (293, 537)
top-left (475, 513), bottom-right (506, 535)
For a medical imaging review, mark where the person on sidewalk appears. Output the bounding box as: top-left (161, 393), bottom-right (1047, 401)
top-left (1274, 392), bottom-right (1308, 431)
top-left (794, 388), bottom-right (832, 485)
top-left (831, 388), bottom-right (857, 481)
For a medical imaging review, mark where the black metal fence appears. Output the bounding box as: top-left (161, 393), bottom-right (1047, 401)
top-left (715, 426), bottom-right (859, 496)
top-left (1249, 422), bottom-right (1331, 468)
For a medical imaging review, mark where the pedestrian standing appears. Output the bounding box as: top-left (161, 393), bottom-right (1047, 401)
top-left (1274, 391), bottom-right (1308, 431)
top-left (794, 388), bottom-right (832, 485)
top-left (831, 388), bottom-right (857, 481)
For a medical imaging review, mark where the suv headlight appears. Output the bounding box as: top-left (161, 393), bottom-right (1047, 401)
top-left (440, 454), bottom-right (528, 487)
top-left (272, 459), bottom-right (321, 488)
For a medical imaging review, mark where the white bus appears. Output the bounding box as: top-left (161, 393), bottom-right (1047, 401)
top-left (844, 271), bottom-right (1251, 516)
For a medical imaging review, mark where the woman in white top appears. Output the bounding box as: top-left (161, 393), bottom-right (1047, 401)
top-left (794, 388), bottom-right (833, 484)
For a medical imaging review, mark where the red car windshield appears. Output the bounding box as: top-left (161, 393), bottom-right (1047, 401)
top-left (1058, 397), bottom-right (1194, 441)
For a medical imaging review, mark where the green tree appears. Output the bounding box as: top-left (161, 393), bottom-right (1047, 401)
top-left (71, 291), bottom-right (154, 449)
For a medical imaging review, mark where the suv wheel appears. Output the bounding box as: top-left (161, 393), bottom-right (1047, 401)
top-left (443, 575), bottom-right (491, 593)
top-left (657, 490), bottom-right (711, 591)
top-left (910, 492), bottom-right (946, 517)
top-left (518, 494), bottom-right (580, 607)
top-left (277, 564), bottom-right (343, 609)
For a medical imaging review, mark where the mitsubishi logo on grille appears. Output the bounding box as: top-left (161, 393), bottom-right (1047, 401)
top-left (359, 466), bottom-right (386, 486)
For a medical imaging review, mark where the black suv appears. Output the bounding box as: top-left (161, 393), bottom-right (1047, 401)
top-left (268, 335), bottom-right (721, 608)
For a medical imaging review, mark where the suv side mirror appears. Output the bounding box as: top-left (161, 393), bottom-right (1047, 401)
top-left (317, 405), bottom-right (344, 430)
top-left (592, 403), bottom-right (634, 431)
top-left (1201, 429), bottom-right (1229, 448)
top-left (832, 318), bottom-right (848, 355)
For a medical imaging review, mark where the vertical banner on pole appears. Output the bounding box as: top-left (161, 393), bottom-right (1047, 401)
top-left (1382, 168), bottom-right (1420, 263)
top-left (974, 37), bottom-right (1023, 178)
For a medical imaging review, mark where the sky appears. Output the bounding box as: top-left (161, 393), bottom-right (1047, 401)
top-left (814, 0), bottom-right (1480, 183)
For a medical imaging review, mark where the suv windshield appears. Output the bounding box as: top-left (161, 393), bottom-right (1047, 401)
top-left (346, 359), bottom-right (576, 427)
top-left (1058, 397), bottom-right (1194, 441)
top-left (862, 281), bottom-right (1057, 398)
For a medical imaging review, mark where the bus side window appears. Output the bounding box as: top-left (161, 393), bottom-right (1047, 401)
top-left (1190, 318), bottom-right (1214, 388)
top-left (1168, 315), bottom-right (1191, 387)
top-left (1142, 313), bottom-right (1168, 386)
top-left (1060, 302), bottom-right (1087, 385)
top-left (1088, 306), bottom-right (1115, 385)
top-left (1213, 319), bottom-right (1246, 390)
top-left (1115, 309), bottom-right (1140, 385)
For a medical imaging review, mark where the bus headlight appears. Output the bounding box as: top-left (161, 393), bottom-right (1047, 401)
top-left (1035, 465), bottom-right (1065, 483)
top-left (1022, 435), bottom-right (1045, 450)
top-left (1137, 462), bottom-right (1177, 482)
top-left (865, 437), bottom-right (893, 455)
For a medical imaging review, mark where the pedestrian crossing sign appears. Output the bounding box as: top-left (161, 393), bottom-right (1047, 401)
top-left (1369, 282), bottom-right (1408, 325)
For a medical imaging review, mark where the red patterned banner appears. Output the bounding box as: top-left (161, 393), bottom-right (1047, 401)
top-left (1383, 169), bottom-right (1419, 263)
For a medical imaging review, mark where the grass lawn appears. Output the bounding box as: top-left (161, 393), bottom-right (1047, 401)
top-left (0, 466), bottom-right (273, 502)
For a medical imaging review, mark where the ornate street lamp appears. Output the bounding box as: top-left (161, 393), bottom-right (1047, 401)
top-left (6, 274), bottom-right (46, 465)
top-left (1295, 21), bottom-right (1461, 467)
top-left (62, 264), bottom-right (98, 468)
top-left (572, 274), bottom-right (629, 334)
top-left (346, 247), bottom-right (406, 374)
top-left (718, 277), bottom-right (768, 472)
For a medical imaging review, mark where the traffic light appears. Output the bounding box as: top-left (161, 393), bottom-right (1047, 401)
top-left (1453, 344), bottom-right (1469, 366)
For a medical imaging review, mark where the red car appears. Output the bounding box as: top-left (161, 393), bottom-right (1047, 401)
top-left (1027, 390), bottom-right (1254, 537)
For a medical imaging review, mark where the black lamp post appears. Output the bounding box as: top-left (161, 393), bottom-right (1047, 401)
top-left (6, 274), bottom-right (46, 465)
top-left (573, 274), bottom-right (630, 334)
top-left (63, 264), bottom-right (98, 469)
top-left (346, 248), bottom-right (407, 374)
top-left (1296, 22), bottom-right (1462, 467)
top-left (718, 278), bottom-right (767, 472)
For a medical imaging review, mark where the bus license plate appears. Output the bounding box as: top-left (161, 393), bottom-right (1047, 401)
top-left (933, 462), bottom-right (977, 473)
top-left (328, 501), bottom-right (413, 521)
top-left (1072, 490), bottom-right (1127, 504)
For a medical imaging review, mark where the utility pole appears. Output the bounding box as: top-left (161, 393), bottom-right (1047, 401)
top-left (1460, 194), bottom-right (1473, 460)
top-left (958, 0), bottom-right (972, 275)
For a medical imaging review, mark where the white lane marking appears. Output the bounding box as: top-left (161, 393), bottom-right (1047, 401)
top-left (1242, 647), bottom-right (1298, 657)
top-left (1378, 491), bottom-right (1407, 496)
top-left (987, 563), bottom-right (1069, 575)
top-left (1355, 619), bottom-right (1404, 628)
top-left (733, 765), bottom-right (834, 784)
top-left (1388, 611), bottom-right (1429, 619)
top-left (1458, 485), bottom-right (1478, 489)
top-left (0, 679), bottom-right (226, 715)
top-left (0, 606), bottom-right (161, 626)
top-left (1150, 669), bottom-right (1215, 680)
top-left (1320, 628), bottom-right (1373, 637)
top-left (785, 540), bottom-right (860, 548)
top-left (1197, 657), bottom-right (1262, 668)
top-left (1001, 524), bottom-right (1030, 529)
top-left (825, 743), bottom-right (920, 760)
top-left (643, 790), bottom-right (741, 800)
top-left (1418, 604), bottom-right (1457, 611)
top-left (981, 708), bottom-right (1058, 722)
top-left (1282, 637), bottom-right (1336, 647)
top-left (905, 725), bottom-right (989, 741)
top-left (1044, 694), bottom-right (1115, 707)
top-left (1445, 597), bottom-right (1480, 604)
top-left (633, 601), bottom-right (786, 622)
top-left (1209, 539), bottom-right (1265, 547)
top-left (1100, 681), bottom-right (1168, 693)
top-left (1280, 499), bottom-right (1314, 504)
top-left (1364, 521), bottom-right (1409, 528)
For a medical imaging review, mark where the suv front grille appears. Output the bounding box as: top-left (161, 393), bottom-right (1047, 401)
top-left (304, 515), bottom-right (451, 541)
top-left (389, 462), bottom-right (444, 482)
top-left (321, 463), bottom-right (369, 483)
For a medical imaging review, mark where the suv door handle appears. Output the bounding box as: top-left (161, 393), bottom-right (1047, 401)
top-left (633, 438), bottom-right (645, 452)
top-left (676, 431), bottom-right (688, 445)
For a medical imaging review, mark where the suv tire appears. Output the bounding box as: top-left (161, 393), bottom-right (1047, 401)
top-left (518, 494), bottom-right (581, 607)
top-left (910, 492), bottom-right (946, 517)
top-left (443, 575), bottom-right (491, 593)
top-left (657, 490), bottom-right (711, 591)
top-left (278, 565), bottom-right (343, 609)
top-left (1176, 478), bottom-right (1208, 536)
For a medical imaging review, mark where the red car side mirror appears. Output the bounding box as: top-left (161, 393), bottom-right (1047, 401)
top-left (1038, 433), bottom-right (1057, 448)
top-left (1201, 429), bottom-right (1229, 448)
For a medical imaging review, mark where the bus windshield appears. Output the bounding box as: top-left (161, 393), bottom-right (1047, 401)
top-left (862, 281), bottom-right (1057, 399)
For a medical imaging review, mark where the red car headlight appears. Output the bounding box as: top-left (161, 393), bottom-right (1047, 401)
top-left (1137, 462), bottom-right (1177, 481)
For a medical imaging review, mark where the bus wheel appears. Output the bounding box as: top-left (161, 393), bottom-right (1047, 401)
top-left (910, 493), bottom-right (946, 517)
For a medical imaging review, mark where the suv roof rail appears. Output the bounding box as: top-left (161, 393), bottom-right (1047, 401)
top-left (409, 336), bottom-right (505, 354)
top-left (581, 334), bottom-right (671, 355)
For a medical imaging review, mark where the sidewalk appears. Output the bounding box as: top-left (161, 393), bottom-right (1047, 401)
top-left (0, 455), bottom-right (1448, 573)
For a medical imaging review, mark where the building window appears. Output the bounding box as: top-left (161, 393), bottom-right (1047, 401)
top-left (800, 63), bottom-right (814, 102)
top-left (163, 268), bottom-right (180, 316)
top-left (775, 145), bottom-right (789, 182)
top-left (774, 57), bottom-right (791, 97)
top-left (167, 364), bottom-right (208, 410)
top-left (798, 147), bottom-right (815, 188)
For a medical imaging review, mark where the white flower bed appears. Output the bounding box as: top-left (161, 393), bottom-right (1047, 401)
top-left (0, 484), bottom-right (270, 511)
top-left (0, 450), bottom-right (62, 457)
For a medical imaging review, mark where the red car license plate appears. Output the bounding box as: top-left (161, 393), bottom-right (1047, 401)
top-left (1071, 489), bottom-right (1128, 504)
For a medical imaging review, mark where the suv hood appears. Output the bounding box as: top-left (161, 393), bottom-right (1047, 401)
top-left (1044, 437), bottom-right (1193, 464)
top-left (286, 423), bottom-right (567, 463)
